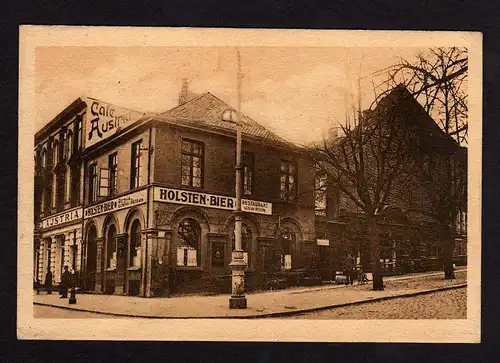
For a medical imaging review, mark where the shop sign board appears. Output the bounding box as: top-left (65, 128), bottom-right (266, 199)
top-left (154, 187), bottom-right (272, 215)
top-left (39, 207), bottom-right (83, 230)
top-left (84, 97), bottom-right (145, 148)
top-left (317, 239), bottom-right (330, 246)
top-left (84, 189), bottom-right (147, 219)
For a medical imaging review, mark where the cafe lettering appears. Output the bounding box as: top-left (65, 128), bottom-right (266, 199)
top-left (154, 187), bottom-right (272, 215)
top-left (85, 98), bottom-right (145, 148)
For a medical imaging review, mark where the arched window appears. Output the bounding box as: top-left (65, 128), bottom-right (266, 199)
top-left (106, 225), bottom-right (117, 269)
top-left (232, 224), bottom-right (252, 267)
top-left (129, 220), bottom-right (141, 267)
top-left (279, 227), bottom-right (295, 270)
top-left (177, 218), bottom-right (200, 266)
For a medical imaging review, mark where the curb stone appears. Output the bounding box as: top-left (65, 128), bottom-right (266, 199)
top-left (33, 283), bottom-right (467, 319)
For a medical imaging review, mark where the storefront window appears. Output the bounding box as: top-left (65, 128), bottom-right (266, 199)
top-left (106, 225), bottom-right (117, 269)
top-left (129, 220), bottom-right (141, 267)
top-left (232, 224), bottom-right (252, 266)
top-left (280, 227), bottom-right (294, 270)
top-left (177, 219), bottom-right (201, 266)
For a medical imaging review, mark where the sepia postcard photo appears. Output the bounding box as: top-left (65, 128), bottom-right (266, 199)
top-left (18, 26), bottom-right (482, 342)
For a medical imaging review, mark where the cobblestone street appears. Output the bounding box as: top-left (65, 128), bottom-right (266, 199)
top-left (291, 286), bottom-right (466, 319)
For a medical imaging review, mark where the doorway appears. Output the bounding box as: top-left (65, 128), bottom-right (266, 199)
top-left (85, 225), bottom-right (98, 291)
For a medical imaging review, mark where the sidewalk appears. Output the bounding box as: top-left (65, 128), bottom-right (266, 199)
top-left (33, 268), bottom-right (467, 319)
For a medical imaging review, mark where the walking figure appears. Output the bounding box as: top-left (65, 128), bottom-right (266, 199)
top-left (44, 270), bottom-right (52, 294)
top-left (345, 253), bottom-right (356, 285)
top-left (60, 266), bottom-right (70, 298)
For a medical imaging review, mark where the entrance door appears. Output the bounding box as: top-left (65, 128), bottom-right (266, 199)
top-left (86, 226), bottom-right (98, 291)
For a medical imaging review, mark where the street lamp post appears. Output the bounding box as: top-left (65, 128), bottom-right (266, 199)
top-left (224, 50), bottom-right (247, 309)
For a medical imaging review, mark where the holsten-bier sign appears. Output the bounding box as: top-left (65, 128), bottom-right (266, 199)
top-left (85, 97), bottom-right (145, 148)
top-left (39, 207), bottom-right (83, 230)
top-left (154, 187), bottom-right (272, 215)
top-left (84, 189), bottom-right (147, 219)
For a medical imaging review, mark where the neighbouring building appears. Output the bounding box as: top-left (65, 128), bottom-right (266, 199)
top-left (34, 84), bottom-right (319, 297)
top-left (34, 98), bottom-right (87, 286)
top-left (314, 85), bottom-right (468, 279)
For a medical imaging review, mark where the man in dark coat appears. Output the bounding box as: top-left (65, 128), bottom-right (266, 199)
top-left (45, 270), bottom-right (53, 294)
top-left (345, 253), bottom-right (355, 285)
top-left (60, 266), bottom-right (70, 298)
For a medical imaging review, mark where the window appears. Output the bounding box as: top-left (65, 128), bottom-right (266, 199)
top-left (129, 220), bottom-right (141, 267)
top-left (74, 117), bottom-right (82, 151)
top-left (279, 227), bottom-right (294, 270)
top-left (177, 219), bottom-right (201, 266)
top-left (88, 163), bottom-right (98, 203)
top-left (280, 161), bottom-right (297, 201)
top-left (70, 166), bottom-right (80, 207)
top-left (130, 140), bottom-right (142, 189)
top-left (51, 173), bottom-right (57, 210)
top-left (242, 152), bottom-right (254, 195)
top-left (181, 139), bottom-right (204, 188)
top-left (315, 174), bottom-right (327, 216)
top-left (106, 225), bottom-right (117, 269)
top-left (41, 148), bottom-right (47, 169)
top-left (232, 224), bottom-right (252, 266)
top-left (53, 139), bottom-right (59, 165)
top-left (65, 168), bottom-right (71, 204)
top-left (108, 152), bottom-right (118, 196)
top-left (66, 130), bottom-right (73, 160)
top-left (211, 241), bottom-right (225, 267)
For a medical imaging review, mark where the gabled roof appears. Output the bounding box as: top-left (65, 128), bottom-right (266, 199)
top-left (159, 92), bottom-right (289, 144)
top-left (375, 85), bottom-right (459, 148)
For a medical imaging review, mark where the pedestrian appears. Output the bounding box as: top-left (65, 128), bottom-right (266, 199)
top-left (44, 270), bottom-right (52, 294)
top-left (60, 266), bottom-right (70, 298)
top-left (345, 253), bottom-right (354, 285)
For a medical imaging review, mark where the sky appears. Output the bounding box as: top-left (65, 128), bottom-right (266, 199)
top-left (35, 46), bottom-right (428, 144)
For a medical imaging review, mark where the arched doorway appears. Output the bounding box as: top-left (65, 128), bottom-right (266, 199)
top-left (85, 225), bottom-right (98, 291)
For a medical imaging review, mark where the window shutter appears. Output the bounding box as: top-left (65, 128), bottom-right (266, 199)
top-left (99, 168), bottom-right (109, 197)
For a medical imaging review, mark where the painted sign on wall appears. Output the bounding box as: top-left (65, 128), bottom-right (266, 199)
top-left (84, 189), bottom-right (147, 219)
top-left (154, 187), bottom-right (272, 215)
top-left (85, 97), bottom-right (145, 148)
top-left (39, 207), bottom-right (83, 230)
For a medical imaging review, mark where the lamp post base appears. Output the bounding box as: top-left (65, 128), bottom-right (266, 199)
top-left (68, 289), bottom-right (77, 304)
top-left (229, 296), bottom-right (247, 309)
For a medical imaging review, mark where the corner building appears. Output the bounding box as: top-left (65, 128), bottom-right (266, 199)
top-left (53, 91), bottom-right (318, 297)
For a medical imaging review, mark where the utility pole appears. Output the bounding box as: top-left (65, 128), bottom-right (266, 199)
top-left (228, 49), bottom-right (247, 309)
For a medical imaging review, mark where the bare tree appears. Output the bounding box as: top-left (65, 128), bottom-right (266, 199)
top-left (308, 86), bottom-right (418, 291)
top-left (384, 47), bottom-right (468, 279)
top-left (385, 47), bottom-right (468, 146)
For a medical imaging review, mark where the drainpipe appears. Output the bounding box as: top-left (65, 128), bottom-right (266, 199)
top-left (143, 122), bottom-right (154, 297)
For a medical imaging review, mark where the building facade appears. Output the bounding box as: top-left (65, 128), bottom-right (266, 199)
top-left (313, 86), bottom-right (468, 278)
top-left (34, 90), bottom-right (319, 297)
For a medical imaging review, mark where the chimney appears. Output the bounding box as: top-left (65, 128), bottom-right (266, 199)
top-left (178, 78), bottom-right (189, 105)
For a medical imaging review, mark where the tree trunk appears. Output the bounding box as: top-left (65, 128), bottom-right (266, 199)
top-left (442, 226), bottom-right (455, 279)
top-left (368, 218), bottom-right (384, 290)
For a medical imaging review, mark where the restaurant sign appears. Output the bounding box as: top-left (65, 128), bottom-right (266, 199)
top-left (85, 97), bottom-right (145, 148)
top-left (39, 207), bottom-right (83, 230)
top-left (84, 189), bottom-right (147, 219)
top-left (154, 187), bottom-right (272, 215)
